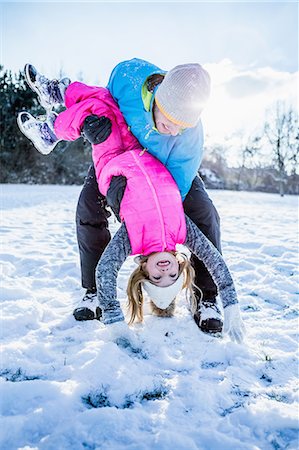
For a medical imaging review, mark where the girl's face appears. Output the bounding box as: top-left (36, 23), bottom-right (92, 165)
top-left (143, 252), bottom-right (180, 287)
top-left (153, 104), bottom-right (184, 136)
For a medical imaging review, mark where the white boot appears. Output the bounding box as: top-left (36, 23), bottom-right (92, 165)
top-left (73, 289), bottom-right (102, 321)
top-left (194, 299), bottom-right (223, 334)
top-left (24, 64), bottom-right (70, 110)
top-left (17, 111), bottom-right (59, 155)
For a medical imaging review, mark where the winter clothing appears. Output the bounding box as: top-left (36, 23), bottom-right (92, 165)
top-left (83, 115), bottom-right (112, 144)
top-left (77, 167), bottom-right (221, 296)
top-left (142, 273), bottom-right (185, 310)
top-left (182, 176), bottom-right (221, 296)
top-left (223, 304), bottom-right (246, 344)
top-left (95, 216), bottom-right (244, 343)
top-left (107, 58), bottom-right (205, 200)
top-left (194, 301), bottom-right (223, 333)
top-left (24, 63), bottom-right (70, 110)
top-left (55, 82), bottom-right (186, 256)
top-left (75, 165), bottom-right (111, 290)
top-left (155, 63), bottom-right (211, 128)
top-left (17, 111), bottom-right (59, 155)
top-left (106, 175), bottom-right (127, 222)
top-left (73, 288), bottom-right (101, 321)
top-left (99, 150), bottom-right (187, 255)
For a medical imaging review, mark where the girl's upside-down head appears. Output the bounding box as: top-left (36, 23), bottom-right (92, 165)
top-left (126, 251), bottom-right (198, 324)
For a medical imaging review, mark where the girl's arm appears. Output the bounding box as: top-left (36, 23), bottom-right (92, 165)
top-left (184, 215), bottom-right (238, 308)
top-left (185, 216), bottom-right (245, 342)
top-left (96, 222), bottom-right (131, 324)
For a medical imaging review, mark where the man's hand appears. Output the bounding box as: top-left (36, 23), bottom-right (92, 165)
top-left (106, 175), bottom-right (127, 222)
top-left (82, 115), bottom-right (112, 144)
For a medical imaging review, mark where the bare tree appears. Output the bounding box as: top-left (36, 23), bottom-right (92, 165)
top-left (237, 134), bottom-right (262, 190)
top-left (264, 102), bottom-right (299, 196)
top-left (201, 142), bottom-right (228, 188)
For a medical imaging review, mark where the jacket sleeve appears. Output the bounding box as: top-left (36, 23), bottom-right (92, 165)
top-left (165, 123), bottom-right (204, 200)
top-left (96, 223), bottom-right (131, 324)
top-left (184, 216), bottom-right (238, 308)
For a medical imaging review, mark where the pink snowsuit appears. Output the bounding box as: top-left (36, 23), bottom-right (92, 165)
top-left (54, 82), bottom-right (186, 255)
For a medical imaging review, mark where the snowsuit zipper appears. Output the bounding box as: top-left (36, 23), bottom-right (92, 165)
top-left (131, 151), bottom-right (167, 251)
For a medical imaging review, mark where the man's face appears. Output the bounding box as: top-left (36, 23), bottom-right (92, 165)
top-left (153, 104), bottom-right (185, 136)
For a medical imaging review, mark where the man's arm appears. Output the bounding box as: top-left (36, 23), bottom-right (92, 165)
top-left (96, 222), bottom-right (131, 324)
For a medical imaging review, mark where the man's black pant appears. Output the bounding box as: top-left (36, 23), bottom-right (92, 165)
top-left (76, 165), bottom-right (221, 299)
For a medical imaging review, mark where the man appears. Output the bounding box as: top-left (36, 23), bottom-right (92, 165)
top-left (20, 58), bottom-right (223, 334)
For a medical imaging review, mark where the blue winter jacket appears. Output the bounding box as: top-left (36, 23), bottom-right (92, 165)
top-left (107, 58), bottom-right (204, 200)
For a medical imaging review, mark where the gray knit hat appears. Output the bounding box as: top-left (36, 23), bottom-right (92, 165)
top-left (155, 63), bottom-right (211, 128)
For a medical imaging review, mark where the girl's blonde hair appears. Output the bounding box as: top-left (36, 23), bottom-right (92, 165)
top-left (126, 252), bottom-right (198, 324)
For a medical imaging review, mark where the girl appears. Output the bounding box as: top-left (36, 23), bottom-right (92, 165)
top-left (17, 71), bottom-right (245, 342)
top-left (96, 214), bottom-right (245, 343)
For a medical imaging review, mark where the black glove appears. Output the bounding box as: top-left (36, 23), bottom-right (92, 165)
top-left (106, 175), bottom-right (127, 222)
top-left (82, 115), bottom-right (112, 144)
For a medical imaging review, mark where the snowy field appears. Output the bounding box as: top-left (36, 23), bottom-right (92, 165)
top-left (1, 184), bottom-right (298, 450)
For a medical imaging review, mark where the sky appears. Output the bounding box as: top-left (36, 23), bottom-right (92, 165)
top-left (1, 1), bottom-right (298, 159)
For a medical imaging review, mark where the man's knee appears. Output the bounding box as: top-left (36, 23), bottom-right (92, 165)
top-left (76, 167), bottom-right (111, 227)
top-left (201, 200), bottom-right (220, 229)
top-left (77, 222), bottom-right (111, 253)
top-left (76, 206), bottom-right (110, 229)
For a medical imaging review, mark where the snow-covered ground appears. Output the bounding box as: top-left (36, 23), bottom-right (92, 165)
top-left (1, 184), bottom-right (298, 450)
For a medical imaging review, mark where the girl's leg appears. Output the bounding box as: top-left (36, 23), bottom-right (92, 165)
top-left (54, 82), bottom-right (111, 142)
top-left (17, 82), bottom-right (108, 154)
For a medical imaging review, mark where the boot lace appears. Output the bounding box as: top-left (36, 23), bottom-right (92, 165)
top-left (83, 291), bottom-right (97, 303)
top-left (201, 300), bottom-right (221, 314)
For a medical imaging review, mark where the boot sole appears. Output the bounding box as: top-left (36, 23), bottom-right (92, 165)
top-left (194, 315), bottom-right (223, 334)
top-left (73, 307), bottom-right (102, 321)
top-left (17, 112), bottom-right (41, 150)
top-left (24, 64), bottom-right (53, 111)
top-left (17, 111), bottom-right (59, 155)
